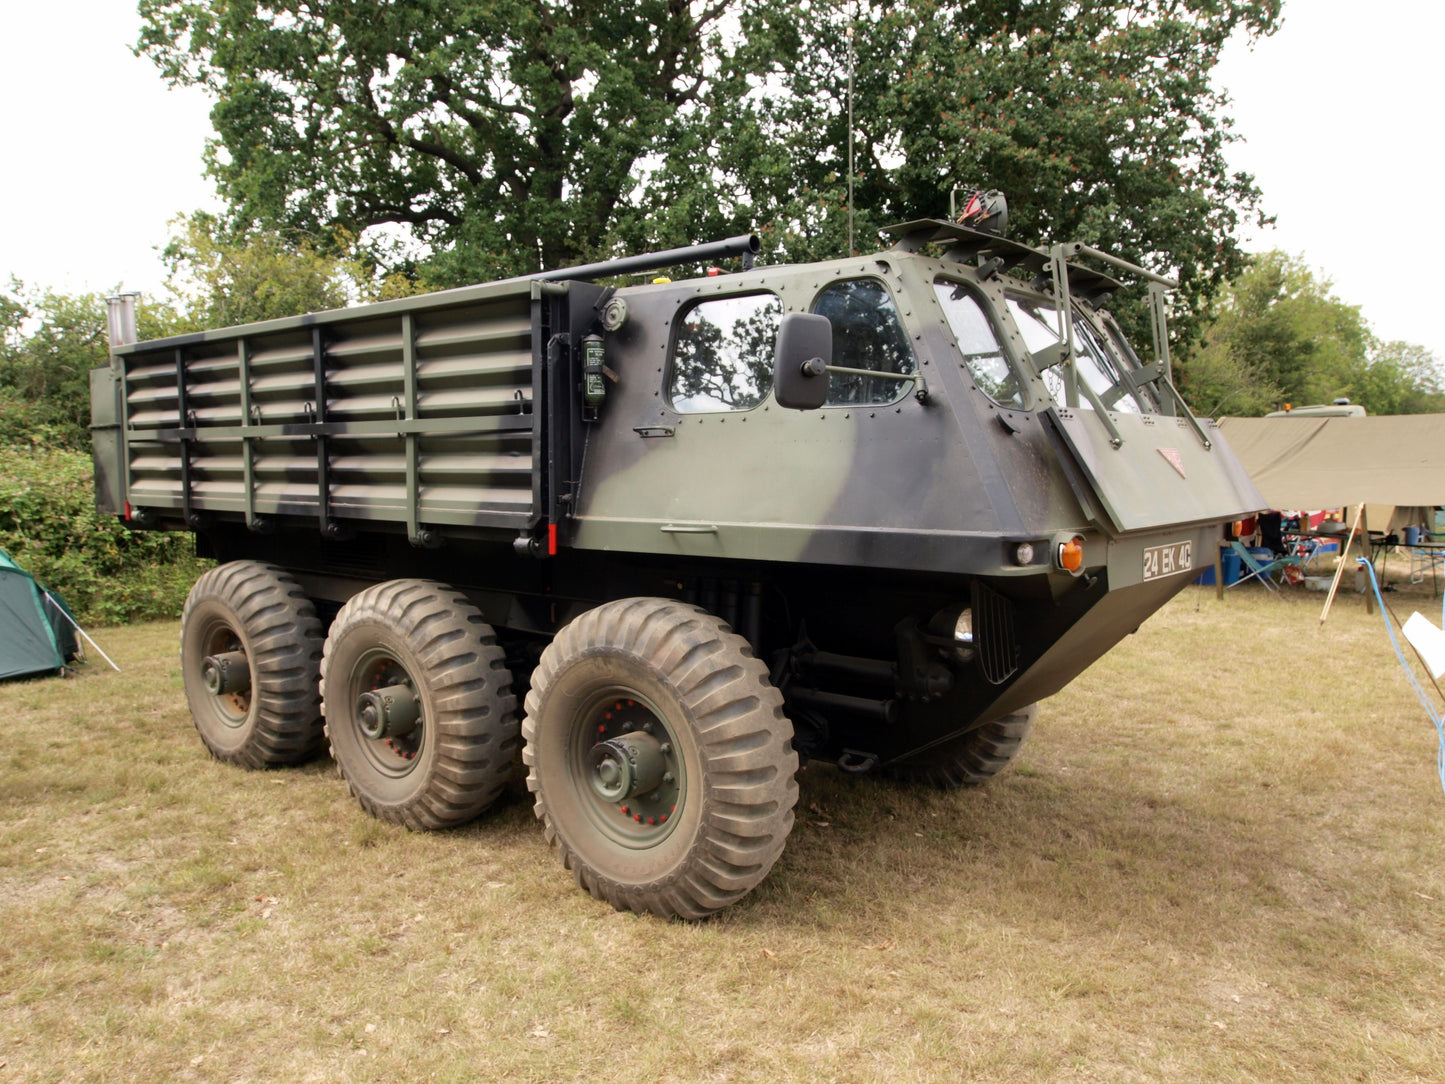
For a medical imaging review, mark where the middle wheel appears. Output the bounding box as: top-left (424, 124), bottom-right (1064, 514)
top-left (320, 579), bottom-right (518, 830)
top-left (523, 597), bottom-right (798, 919)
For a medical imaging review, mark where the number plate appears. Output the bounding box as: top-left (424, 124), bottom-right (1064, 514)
top-left (1143, 540), bottom-right (1193, 581)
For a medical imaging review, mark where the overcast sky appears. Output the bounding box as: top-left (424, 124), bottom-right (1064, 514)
top-left (2, 1), bottom-right (1439, 362)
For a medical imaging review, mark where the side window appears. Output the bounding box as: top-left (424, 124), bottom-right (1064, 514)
top-left (933, 279), bottom-right (1025, 409)
top-left (811, 278), bottom-right (916, 405)
top-left (669, 293), bottom-right (782, 413)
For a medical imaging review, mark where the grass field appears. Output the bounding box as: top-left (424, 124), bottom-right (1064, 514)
top-left (3, 572), bottom-right (1444, 1082)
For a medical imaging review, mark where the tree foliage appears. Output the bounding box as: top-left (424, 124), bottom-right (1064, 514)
top-left (0, 444), bottom-right (209, 625)
top-left (161, 212), bottom-right (420, 328)
top-left (0, 282), bottom-right (187, 451)
top-left (137, 0), bottom-right (755, 281)
top-left (137, 0), bottom-right (1279, 340)
top-left (1355, 340), bottom-right (1445, 417)
top-left (736, 1), bottom-right (1279, 310)
top-left (1177, 250), bottom-right (1445, 417)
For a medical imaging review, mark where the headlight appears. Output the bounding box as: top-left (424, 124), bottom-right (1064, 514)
top-left (954, 608), bottom-right (976, 662)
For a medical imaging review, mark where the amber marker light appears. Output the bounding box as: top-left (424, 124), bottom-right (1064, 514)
top-left (1058, 536), bottom-right (1085, 573)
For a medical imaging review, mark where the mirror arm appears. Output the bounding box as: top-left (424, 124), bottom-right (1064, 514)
top-left (821, 364), bottom-right (914, 382)
top-left (819, 365), bottom-right (931, 404)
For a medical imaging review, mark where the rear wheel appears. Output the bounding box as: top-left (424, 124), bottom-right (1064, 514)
top-left (179, 561), bottom-right (324, 768)
top-left (320, 579), bottom-right (517, 830)
top-left (523, 598), bottom-right (798, 919)
top-left (885, 704), bottom-right (1036, 789)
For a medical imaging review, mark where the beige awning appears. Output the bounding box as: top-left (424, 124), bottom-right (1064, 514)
top-left (1216, 415), bottom-right (1445, 510)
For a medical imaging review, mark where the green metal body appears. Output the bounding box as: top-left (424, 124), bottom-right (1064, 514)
top-left (91, 222), bottom-right (1262, 768)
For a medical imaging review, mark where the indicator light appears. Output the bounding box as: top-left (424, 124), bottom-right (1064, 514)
top-left (1058, 536), bottom-right (1085, 573)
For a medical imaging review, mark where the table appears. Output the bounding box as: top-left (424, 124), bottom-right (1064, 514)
top-left (1367, 531), bottom-right (1393, 573)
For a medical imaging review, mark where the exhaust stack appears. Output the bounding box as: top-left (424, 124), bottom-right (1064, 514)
top-left (105, 293), bottom-right (140, 351)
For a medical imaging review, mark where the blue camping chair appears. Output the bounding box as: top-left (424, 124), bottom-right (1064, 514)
top-left (1407, 531), bottom-right (1445, 595)
top-left (1226, 540), bottom-right (1305, 591)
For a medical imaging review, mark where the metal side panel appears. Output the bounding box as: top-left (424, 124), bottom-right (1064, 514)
top-left (120, 284), bottom-right (542, 534)
top-left (1043, 407), bottom-right (1265, 535)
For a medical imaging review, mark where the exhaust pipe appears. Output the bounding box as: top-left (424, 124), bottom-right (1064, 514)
top-left (105, 292), bottom-right (140, 351)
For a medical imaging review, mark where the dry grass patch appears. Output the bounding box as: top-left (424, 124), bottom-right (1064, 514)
top-left (3, 582), bottom-right (1444, 1082)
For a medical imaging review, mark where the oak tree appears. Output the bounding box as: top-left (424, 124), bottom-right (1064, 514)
top-left (139, 0), bottom-right (1280, 343)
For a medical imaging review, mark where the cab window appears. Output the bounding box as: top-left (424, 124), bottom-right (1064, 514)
top-left (811, 279), bottom-right (916, 405)
top-left (933, 279), bottom-right (1025, 409)
top-left (669, 293), bottom-right (783, 413)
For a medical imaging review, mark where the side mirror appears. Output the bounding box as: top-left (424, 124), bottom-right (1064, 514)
top-left (772, 312), bottom-right (832, 410)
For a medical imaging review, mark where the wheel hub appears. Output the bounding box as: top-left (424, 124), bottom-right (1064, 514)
top-left (355, 683), bottom-right (420, 740)
top-left (573, 695), bottom-right (683, 839)
top-left (587, 732), bottom-right (666, 802)
top-left (201, 650), bottom-right (251, 696)
top-left (349, 654), bottom-right (427, 769)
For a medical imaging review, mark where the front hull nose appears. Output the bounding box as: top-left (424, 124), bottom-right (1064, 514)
top-left (980, 523), bottom-right (1214, 719)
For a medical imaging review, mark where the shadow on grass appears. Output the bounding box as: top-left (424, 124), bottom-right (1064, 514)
top-left (732, 756), bottom-right (1362, 961)
top-left (261, 733), bottom-right (1363, 962)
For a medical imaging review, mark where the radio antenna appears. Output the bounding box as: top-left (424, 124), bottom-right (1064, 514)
top-left (846, 17), bottom-right (855, 256)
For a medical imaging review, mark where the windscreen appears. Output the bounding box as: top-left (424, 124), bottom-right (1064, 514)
top-left (1007, 295), bottom-right (1155, 414)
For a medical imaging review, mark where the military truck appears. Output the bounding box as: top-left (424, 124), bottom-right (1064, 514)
top-left (92, 215), bottom-right (1262, 918)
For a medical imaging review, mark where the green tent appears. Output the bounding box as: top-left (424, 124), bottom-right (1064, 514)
top-left (0, 550), bottom-right (79, 681)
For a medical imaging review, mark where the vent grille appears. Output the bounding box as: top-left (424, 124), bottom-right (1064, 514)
top-left (971, 581), bottom-right (1019, 686)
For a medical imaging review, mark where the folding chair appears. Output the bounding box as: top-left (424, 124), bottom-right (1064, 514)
top-left (1304, 535), bottom-right (1343, 572)
top-left (1408, 533), bottom-right (1445, 595)
top-left (1226, 540), bottom-right (1304, 591)
top-left (1258, 511), bottom-right (1285, 554)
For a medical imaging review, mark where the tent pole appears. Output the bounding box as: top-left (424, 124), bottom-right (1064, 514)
top-left (1319, 506), bottom-right (1365, 626)
top-left (41, 591), bottom-right (121, 673)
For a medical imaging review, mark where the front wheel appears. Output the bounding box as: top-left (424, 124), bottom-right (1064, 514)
top-left (523, 598), bottom-right (798, 919)
top-left (885, 704), bottom-right (1037, 789)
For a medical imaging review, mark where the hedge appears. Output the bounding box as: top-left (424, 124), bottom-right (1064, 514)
top-left (0, 444), bottom-right (211, 626)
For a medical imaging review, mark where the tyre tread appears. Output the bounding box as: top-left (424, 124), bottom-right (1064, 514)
top-left (320, 579), bottom-right (518, 831)
top-left (180, 561), bottom-right (324, 769)
top-left (885, 705), bottom-right (1037, 789)
top-left (522, 597), bottom-right (798, 919)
